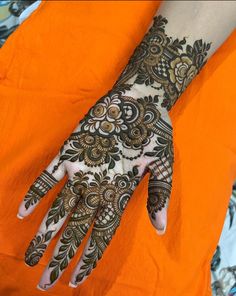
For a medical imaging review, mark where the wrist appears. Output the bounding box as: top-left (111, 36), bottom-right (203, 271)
top-left (113, 15), bottom-right (211, 111)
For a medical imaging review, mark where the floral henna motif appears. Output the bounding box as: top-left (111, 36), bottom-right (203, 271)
top-left (75, 233), bottom-right (113, 284)
top-left (59, 132), bottom-right (120, 169)
top-left (36, 168), bottom-right (139, 286)
top-left (25, 230), bottom-right (54, 266)
top-left (57, 93), bottom-right (164, 169)
top-left (49, 15), bottom-right (211, 174)
top-left (74, 167), bottom-right (140, 284)
top-left (115, 15), bottom-right (211, 110)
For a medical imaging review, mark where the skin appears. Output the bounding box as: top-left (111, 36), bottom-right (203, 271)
top-left (17, 0), bottom-right (236, 291)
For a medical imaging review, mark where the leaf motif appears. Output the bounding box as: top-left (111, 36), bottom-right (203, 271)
top-left (49, 261), bottom-right (58, 268)
top-left (108, 159), bottom-right (115, 170)
top-left (144, 152), bottom-right (157, 157)
top-left (60, 207), bottom-right (65, 217)
top-left (36, 235), bottom-right (42, 244)
top-left (132, 166), bottom-right (139, 176)
top-left (54, 215), bottom-right (59, 223)
top-left (186, 45), bottom-right (193, 56)
top-left (50, 267), bottom-right (59, 284)
top-left (45, 231), bottom-right (53, 242)
top-left (112, 154), bottom-right (120, 161)
top-left (46, 218), bottom-right (53, 228)
top-left (72, 141), bottom-right (80, 149)
top-left (60, 258), bottom-right (68, 270)
top-left (54, 251), bottom-right (67, 261)
top-left (70, 155), bottom-right (79, 162)
top-left (79, 153), bottom-right (84, 161)
top-left (65, 149), bottom-right (78, 155)
top-left (180, 37), bottom-right (186, 45)
top-left (59, 245), bottom-right (68, 252)
top-left (76, 273), bottom-right (84, 283)
top-left (60, 155), bottom-right (71, 161)
top-left (145, 79), bottom-right (149, 86)
top-left (206, 43), bottom-right (211, 50)
top-left (94, 173), bottom-right (100, 182)
top-left (158, 137), bottom-right (167, 145)
top-left (46, 194), bottom-right (65, 228)
top-left (25, 200), bottom-right (30, 210)
top-left (68, 247), bottom-right (75, 259)
top-left (48, 209), bottom-right (57, 215)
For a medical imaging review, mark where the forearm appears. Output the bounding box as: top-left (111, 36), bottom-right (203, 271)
top-left (115, 1), bottom-right (236, 111)
top-left (157, 1), bottom-right (236, 57)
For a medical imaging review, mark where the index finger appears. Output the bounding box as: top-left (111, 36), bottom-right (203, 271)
top-left (17, 154), bottom-right (66, 218)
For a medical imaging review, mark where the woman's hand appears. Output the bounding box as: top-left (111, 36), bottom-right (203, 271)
top-left (17, 9), bottom-right (217, 289)
top-left (19, 84), bottom-right (173, 289)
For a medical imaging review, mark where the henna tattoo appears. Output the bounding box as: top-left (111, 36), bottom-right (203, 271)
top-left (115, 15), bottom-right (211, 110)
top-left (147, 155), bottom-right (173, 219)
top-left (47, 15), bottom-right (210, 176)
top-left (24, 171), bottom-right (58, 210)
top-left (75, 235), bottom-right (112, 284)
top-left (22, 14), bottom-right (212, 288)
top-left (9, 1), bottom-right (36, 17)
top-left (34, 168), bottom-right (139, 286)
top-left (48, 224), bottom-right (89, 285)
top-left (58, 93), bottom-right (165, 169)
top-left (25, 230), bottom-right (54, 266)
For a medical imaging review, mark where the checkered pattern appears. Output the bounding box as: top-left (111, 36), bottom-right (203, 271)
top-left (154, 57), bottom-right (169, 78)
top-left (97, 204), bottom-right (115, 225)
top-left (148, 156), bottom-right (173, 192)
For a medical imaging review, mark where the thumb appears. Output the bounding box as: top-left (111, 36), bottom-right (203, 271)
top-left (147, 155), bottom-right (173, 235)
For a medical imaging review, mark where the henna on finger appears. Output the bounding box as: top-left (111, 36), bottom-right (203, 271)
top-left (25, 181), bottom-right (81, 266)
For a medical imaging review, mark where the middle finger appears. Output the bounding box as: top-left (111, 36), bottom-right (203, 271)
top-left (37, 188), bottom-right (100, 290)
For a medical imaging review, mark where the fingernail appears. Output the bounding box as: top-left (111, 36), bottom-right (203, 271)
top-left (37, 284), bottom-right (46, 291)
top-left (69, 282), bottom-right (77, 288)
top-left (24, 262), bottom-right (31, 267)
top-left (17, 213), bottom-right (24, 219)
top-left (156, 225), bottom-right (166, 235)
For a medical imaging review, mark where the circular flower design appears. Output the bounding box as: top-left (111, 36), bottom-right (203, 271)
top-left (147, 190), bottom-right (168, 220)
top-left (92, 104), bottom-right (106, 118)
top-left (114, 174), bottom-right (132, 191)
top-left (82, 94), bottom-right (127, 136)
top-left (144, 40), bottom-right (163, 66)
top-left (78, 133), bottom-right (118, 167)
top-left (130, 31), bottom-right (167, 68)
top-left (80, 134), bottom-right (98, 147)
top-left (122, 98), bottom-right (144, 126)
top-left (99, 183), bottom-right (130, 216)
top-left (64, 193), bottom-right (78, 213)
top-left (117, 96), bottom-right (160, 150)
top-left (99, 184), bottom-right (118, 204)
top-left (119, 123), bottom-right (148, 149)
top-left (168, 55), bottom-right (197, 93)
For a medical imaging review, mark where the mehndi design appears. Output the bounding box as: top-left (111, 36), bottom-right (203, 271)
top-left (18, 15), bottom-right (211, 289)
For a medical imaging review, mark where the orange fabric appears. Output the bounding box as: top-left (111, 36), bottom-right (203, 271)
top-left (0, 1), bottom-right (236, 295)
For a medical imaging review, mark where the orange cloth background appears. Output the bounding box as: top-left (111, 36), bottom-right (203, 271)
top-left (0, 1), bottom-right (236, 295)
